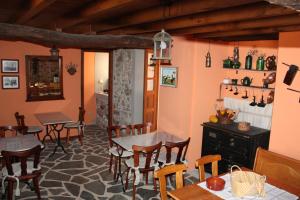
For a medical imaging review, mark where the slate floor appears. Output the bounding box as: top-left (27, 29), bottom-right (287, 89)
top-left (3, 125), bottom-right (198, 200)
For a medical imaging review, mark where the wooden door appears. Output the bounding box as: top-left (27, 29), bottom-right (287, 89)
top-left (143, 49), bottom-right (159, 132)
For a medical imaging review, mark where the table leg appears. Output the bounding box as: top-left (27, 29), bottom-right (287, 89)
top-left (115, 146), bottom-right (126, 192)
top-left (50, 124), bottom-right (67, 156)
top-left (42, 125), bottom-right (55, 144)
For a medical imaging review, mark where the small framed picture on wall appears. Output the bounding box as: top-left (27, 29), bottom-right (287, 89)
top-left (1, 59), bottom-right (19, 73)
top-left (2, 75), bottom-right (20, 89)
top-left (160, 66), bottom-right (178, 88)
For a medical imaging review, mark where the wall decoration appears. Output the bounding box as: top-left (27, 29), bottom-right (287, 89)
top-left (65, 62), bottom-right (78, 75)
top-left (160, 66), bottom-right (177, 87)
top-left (1, 59), bottom-right (19, 73)
top-left (2, 75), bottom-right (19, 89)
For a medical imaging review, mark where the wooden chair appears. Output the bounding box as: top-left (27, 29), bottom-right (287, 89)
top-left (125, 142), bottom-right (162, 200)
top-left (107, 125), bottom-right (134, 180)
top-left (195, 154), bottom-right (221, 182)
top-left (1, 145), bottom-right (42, 200)
top-left (253, 147), bottom-right (300, 196)
top-left (158, 137), bottom-right (190, 166)
top-left (15, 112), bottom-right (42, 140)
top-left (64, 107), bottom-right (85, 145)
top-left (0, 126), bottom-right (28, 137)
top-left (130, 123), bottom-right (147, 135)
top-left (154, 164), bottom-right (187, 200)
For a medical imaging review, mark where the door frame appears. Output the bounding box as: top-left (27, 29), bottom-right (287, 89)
top-left (81, 49), bottom-right (113, 127)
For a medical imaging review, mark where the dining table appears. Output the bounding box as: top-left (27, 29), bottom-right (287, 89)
top-left (35, 112), bottom-right (72, 156)
top-left (168, 168), bottom-right (300, 200)
top-left (0, 134), bottom-right (43, 153)
top-left (112, 131), bottom-right (184, 190)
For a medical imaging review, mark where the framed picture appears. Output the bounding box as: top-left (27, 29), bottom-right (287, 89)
top-left (1, 59), bottom-right (19, 73)
top-left (160, 66), bottom-right (178, 87)
top-left (2, 75), bottom-right (19, 89)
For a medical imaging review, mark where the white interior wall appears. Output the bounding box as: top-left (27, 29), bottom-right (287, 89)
top-left (94, 52), bottom-right (109, 93)
top-left (132, 49), bottom-right (145, 124)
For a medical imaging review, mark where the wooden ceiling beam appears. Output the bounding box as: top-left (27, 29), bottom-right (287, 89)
top-left (170, 14), bottom-right (300, 35)
top-left (67, 0), bottom-right (261, 34)
top-left (98, 3), bottom-right (296, 35)
top-left (16, 0), bottom-right (57, 24)
top-left (58, 0), bottom-right (158, 30)
top-left (213, 33), bottom-right (279, 41)
top-left (0, 23), bottom-right (152, 49)
top-left (194, 24), bottom-right (300, 39)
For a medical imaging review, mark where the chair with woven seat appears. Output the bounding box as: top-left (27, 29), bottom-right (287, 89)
top-left (195, 154), bottom-right (221, 182)
top-left (158, 137), bottom-right (190, 167)
top-left (15, 112), bottom-right (42, 140)
top-left (124, 142), bottom-right (162, 200)
top-left (154, 164), bottom-right (187, 200)
top-left (64, 107), bottom-right (85, 145)
top-left (107, 125), bottom-right (134, 180)
top-left (253, 147), bottom-right (300, 196)
top-left (1, 145), bottom-right (42, 200)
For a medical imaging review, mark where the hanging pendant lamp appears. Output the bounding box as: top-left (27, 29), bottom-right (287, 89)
top-left (153, 29), bottom-right (172, 61)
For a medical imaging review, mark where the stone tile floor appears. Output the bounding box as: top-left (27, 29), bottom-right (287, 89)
top-left (2, 125), bottom-right (198, 200)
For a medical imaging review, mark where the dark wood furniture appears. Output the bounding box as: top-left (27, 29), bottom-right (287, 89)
top-left (64, 107), bottom-right (85, 145)
top-left (154, 164), bottom-right (187, 200)
top-left (124, 142), bottom-right (162, 200)
top-left (0, 126), bottom-right (28, 137)
top-left (195, 154), bottom-right (221, 182)
top-left (1, 145), bottom-right (42, 200)
top-left (25, 56), bottom-right (64, 101)
top-left (158, 137), bottom-right (190, 166)
top-left (253, 147), bottom-right (300, 196)
top-left (131, 123), bottom-right (147, 135)
top-left (201, 122), bottom-right (270, 174)
top-left (15, 112), bottom-right (43, 140)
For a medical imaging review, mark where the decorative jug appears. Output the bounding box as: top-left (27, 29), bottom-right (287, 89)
top-left (245, 52), bottom-right (252, 70)
top-left (241, 76), bottom-right (253, 86)
top-left (256, 56), bottom-right (265, 71)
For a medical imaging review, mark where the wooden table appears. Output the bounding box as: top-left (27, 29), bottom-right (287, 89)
top-left (0, 134), bottom-right (43, 153)
top-left (168, 171), bottom-right (300, 200)
top-left (35, 112), bottom-right (72, 156)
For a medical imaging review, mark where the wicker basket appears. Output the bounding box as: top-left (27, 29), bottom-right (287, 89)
top-left (237, 122), bottom-right (250, 131)
top-left (230, 165), bottom-right (266, 197)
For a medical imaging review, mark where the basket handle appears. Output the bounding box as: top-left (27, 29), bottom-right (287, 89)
top-left (230, 165), bottom-right (242, 174)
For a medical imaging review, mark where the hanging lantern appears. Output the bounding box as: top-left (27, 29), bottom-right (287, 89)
top-left (205, 41), bottom-right (211, 68)
top-left (50, 45), bottom-right (59, 58)
top-left (153, 29), bottom-right (172, 60)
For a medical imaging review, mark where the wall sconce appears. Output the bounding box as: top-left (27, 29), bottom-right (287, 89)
top-left (50, 45), bottom-right (59, 58)
top-left (205, 41), bottom-right (211, 68)
top-left (153, 29), bottom-right (172, 61)
top-left (65, 62), bottom-right (78, 75)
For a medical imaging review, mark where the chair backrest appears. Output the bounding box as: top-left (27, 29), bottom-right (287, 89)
top-left (131, 123), bottom-right (146, 135)
top-left (0, 126), bottom-right (28, 137)
top-left (164, 137), bottom-right (190, 164)
top-left (2, 145), bottom-right (42, 176)
top-left (195, 154), bottom-right (221, 182)
top-left (154, 164), bottom-right (187, 200)
top-left (107, 125), bottom-right (133, 147)
top-left (15, 112), bottom-right (26, 127)
top-left (253, 147), bottom-right (300, 196)
top-left (132, 142), bottom-right (162, 170)
top-left (78, 107), bottom-right (85, 124)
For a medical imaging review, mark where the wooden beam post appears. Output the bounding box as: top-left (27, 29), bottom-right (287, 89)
top-left (0, 23), bottom-right (152, 49)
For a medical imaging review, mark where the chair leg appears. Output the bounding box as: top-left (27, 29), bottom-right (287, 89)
top-left (78, 127), bottom-right (83, 145)
top-left (153, 171), bottom-right (157, 191)
top-left (66, 128), bottom-right (70, 145)
top-left (132, 172), bottom-right (136, 200)
top-left (125, 167), bottom-right (130, 190)
top-left (113, 157), bottom-right (118, 181)
top-left (33, 177), bottom-right (41, 200)
top-left (145, 172), bottom-right (149, 184)
top-left (109, 154), bottom-right (113, 173)
top-left (7, 181), bottom-right (13, 200)
top-left (36, 131), bottom-right (41, 141)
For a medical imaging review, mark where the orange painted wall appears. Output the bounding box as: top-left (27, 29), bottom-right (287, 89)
top-left (83, 52), bottom-right (96, 124)
top-left (0, 40), bottom-right (81, 138)
top-left (157, 37), bottom-right (228, 168)
top-left (270, 31), bottom-right (300, 160)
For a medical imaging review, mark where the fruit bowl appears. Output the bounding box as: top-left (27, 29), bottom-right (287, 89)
top-left (216, 109), bottom-right (236, 125)
top-left (206, 176), bottom-right (225, 191)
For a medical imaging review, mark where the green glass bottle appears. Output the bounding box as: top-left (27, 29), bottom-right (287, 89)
top-left (256, 56), bottom-right (265, 71)
top-left (245, 53), bottom-right (252, 70)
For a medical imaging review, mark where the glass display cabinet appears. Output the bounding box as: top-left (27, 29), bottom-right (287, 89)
top-left (25, 55), bottom-right (64, 101)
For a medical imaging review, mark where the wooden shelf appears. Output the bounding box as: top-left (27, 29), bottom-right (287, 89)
top-left (223, 83), bottom-right (275, 90)
top-left (224, 68), bottom-right (276, 72)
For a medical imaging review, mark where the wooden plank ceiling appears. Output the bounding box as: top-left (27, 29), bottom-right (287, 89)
top-left (0, 0), bottom-right (300, 42)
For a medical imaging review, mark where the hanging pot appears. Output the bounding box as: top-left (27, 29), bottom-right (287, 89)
top-left (263, 72), bottom-right (276, 84)
top-left (267, 91), bottom-right (275, 104)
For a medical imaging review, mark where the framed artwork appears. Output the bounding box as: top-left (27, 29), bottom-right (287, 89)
top-left (1, 59), bottom-right (19, 73)
top-left (160, 66), bottom-right (178, 87)
top-left (2, 75), bottom-right (19, 89)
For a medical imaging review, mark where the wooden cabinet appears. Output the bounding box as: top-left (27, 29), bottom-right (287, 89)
top-left (201, 122), bottom-right (270, 174)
